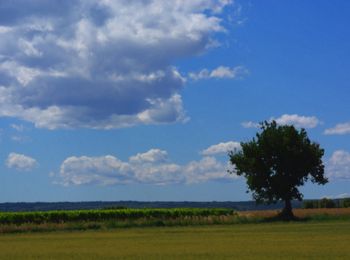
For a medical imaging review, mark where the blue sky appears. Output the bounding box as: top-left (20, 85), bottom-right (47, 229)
top-left (0, 0), bottom-right (349, 202)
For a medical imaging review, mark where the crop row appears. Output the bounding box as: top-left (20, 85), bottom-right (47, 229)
top-left (0, 208), bottom-right (234, 225)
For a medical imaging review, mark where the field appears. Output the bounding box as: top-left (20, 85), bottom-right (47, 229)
top-left (0, 208), bottom-right (233, 225)
top-left (0, 208), bottom-right (349, 258)
top-left (0, 208), bottom-right (236, 233)
top-left (238, 207), bottom-right (350, 219)
top-left (0, 220), bottom-right (349, 259)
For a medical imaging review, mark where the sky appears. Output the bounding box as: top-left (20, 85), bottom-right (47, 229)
top-left (0, 0), bottom-right (349, 202)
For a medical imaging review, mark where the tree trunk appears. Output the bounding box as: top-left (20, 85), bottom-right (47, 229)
top-left (280, 199), bottom-right (294, 220)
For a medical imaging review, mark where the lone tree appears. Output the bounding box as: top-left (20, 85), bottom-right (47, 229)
top-left (229, 121), bottom-right (328, 219)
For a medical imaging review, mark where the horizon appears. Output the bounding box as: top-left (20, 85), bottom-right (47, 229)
top-left (0, 0), bottom-right (349, 203)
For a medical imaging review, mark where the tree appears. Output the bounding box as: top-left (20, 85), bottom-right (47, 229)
top-left (319, 198), bottom-right (335, 208)
top-left (343, 198), bottom-right (350, 208)
top-left (229, 121), bottom-right (328, 219)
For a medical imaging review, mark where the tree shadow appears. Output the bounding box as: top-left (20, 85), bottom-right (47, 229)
top-left (261, 211), bottom-right (312, 223)
top-left (259, 214), bottom-right (311, 223)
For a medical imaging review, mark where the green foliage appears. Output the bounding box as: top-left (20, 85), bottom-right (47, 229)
top-left (103, 206), bottom-right (128, 210)
top-left (229, 121), bottom-right (327, 215)
top-left (342, 198), bottom-right (350, 208)
top-left (303, 200), bottom-right (317, 209)
top-left (0, 208), bottom-right (234, 225)
top-left (319, 198), bottom-right (336, 208)
top-left (303, 198), bottom-right (350, 209)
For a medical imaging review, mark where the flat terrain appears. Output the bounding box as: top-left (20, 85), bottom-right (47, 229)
top-left (238, 207), bottom-right (350, 218)
top-left (0, 220), bottom-right (349, 259)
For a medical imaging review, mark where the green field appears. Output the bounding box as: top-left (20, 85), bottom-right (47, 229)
top-left (0, 220), bottom-right (349, 259)
top-left (0, 208), bottom-right (234, 225)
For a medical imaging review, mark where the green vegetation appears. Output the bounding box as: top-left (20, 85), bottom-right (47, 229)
top-left (303, 198), bottom-right (350, 209)
top-left (0, 208), bottom-right (235, 233)
top-left (344, 198), bottom-right (350, 208)
top-left (229, 121), bottom-right (327, 219)
top-left (0, 208), bottom-right (233, 224)
top-left (0, 221), bottom-right (349, 259)
top-left (0, 207), bottom-right (350, 233)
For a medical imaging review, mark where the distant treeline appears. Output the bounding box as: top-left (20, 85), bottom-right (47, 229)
top-left (4, 199), bottom-right (349, 212)
top-left (0, 201), bottom-right (303, 212)
top-left (303, 198), bottom-right (350, 209)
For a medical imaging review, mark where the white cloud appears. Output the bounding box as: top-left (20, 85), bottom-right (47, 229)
top-left (59, 155), bottom-right (131, 186)
top-left (132, 161), bottom-right (184, 185)
top-left (0, 0), bottom-right (232, 129)
top-left (326, 150), bottom-right (350, 180)
top-left (6, 153), bottom-right (37, 171)
top-left (184, 156), bottom-right (236, 184)
top-left (273, 114), bottom-right (320, 128)
top-left (322, 193), bottom-right (350, 199)
top-left (189, 66), bottom-right (248, 80)
top-left (324, 122), bottom-right (350, 135)
top-left (57, 147), bottom-right (238, 186)
top-left (0, 26), bottom-right (12, 33)
top-left (11, 124), bottom-right (25, 132)
top-left (335, 193), bottom-right (350, 199)
top-left (241, 121), bottom-right (260, 128)
top-left (242, 114), bottom-right (321, 129)
top-left (129, 149), bottom-right (168, 164)
top-left (201, 141), bottom-right (241, 156)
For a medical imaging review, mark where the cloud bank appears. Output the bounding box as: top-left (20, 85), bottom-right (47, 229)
top-left (57, 147), bottom-right (350, 186)
top-left (242, 114), bottom-right (320, 129)
top-left (0, 0), bottom-right (232, 129)
top-left (57, 142), bottom-right (239, 186)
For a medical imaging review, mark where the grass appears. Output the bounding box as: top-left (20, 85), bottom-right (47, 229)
top-left (238, 208), bottom-right (350, 219)
top-left (0, 220), bottom-right (349, 259)
top-left (0, 208), bottom-right (236, 233)
top-left (0, 208), bottom-right (234, 225)
top-left (236, 208), bottom-right (350, 223)
top-left (1, 208), bottom-right (350, 233)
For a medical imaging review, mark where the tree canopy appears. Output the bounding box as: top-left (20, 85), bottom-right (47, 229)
top-left (229, 121), bottom-right (328, 219)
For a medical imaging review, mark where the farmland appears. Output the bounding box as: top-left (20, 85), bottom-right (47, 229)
top-left (0, 207), bottom-right (350, 233)
top-left (0, 208), bottom-right (349, 258)
top-left (0, 208), bottom-right (237, 233)
top-left (0, 208), bottom-right (234, 225)
top-left (0, 220), bottom-right (349, 259)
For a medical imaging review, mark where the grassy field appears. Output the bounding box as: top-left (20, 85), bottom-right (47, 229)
top-left (0, 208), bottom-right (236, 233)
top-left (238, 207), bottom-right (350, 219)
top-left (0, 208), bottom-right (234, 225)
top-left (2, 207), bottom-right (350, 233)
top-left (0, 220), bottom-right (349, 259)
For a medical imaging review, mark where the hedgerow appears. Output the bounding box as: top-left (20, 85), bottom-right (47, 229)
top-left (0, 208), bottom-right (235, 225)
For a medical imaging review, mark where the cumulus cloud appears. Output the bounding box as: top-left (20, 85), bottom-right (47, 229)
top-left (335, 193), bottom-right (350, 199)
top-left (59, 155), bottom-right (131, 186)
top-left (273, 114), bottom-right (320, 128)
top-left (184, 156), bottom-right (234, 184)
top-left (324, 122), bottom-right (350, 135)
top-left (201, 141), bottom-right (241, 156)
top-left (189, 66), bottom-right (248, 80)
top-left (57, 148), bottom-right (238, 186)
top-left (0, 0), bottom-right (232, 129)
top-left (6, 152), bottom-right (37, 171)
top-left (241, 121), bottom-right (260, 129)
top-left (129, 149), bottom-right (168, 164)
top-left (242, 114), bottom-right (320, 129)
top-left (326, 150), bottom-right (350, 180)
